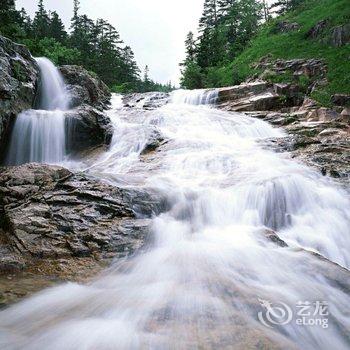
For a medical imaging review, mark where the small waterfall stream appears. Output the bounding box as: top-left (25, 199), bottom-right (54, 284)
top-left (0, 89), bottom-right (349, 349)
top-left (5, 57), bottom-right (68, 165)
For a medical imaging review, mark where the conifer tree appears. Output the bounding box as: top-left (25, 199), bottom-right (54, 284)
top-left (270, 0), bottom-right (304, 15)
top-left (199, 0), bottom-right (219, 32)
top-left (32, 0), bottom-right (50, 39)
top-left (49, 11), bottom-right (67, 44)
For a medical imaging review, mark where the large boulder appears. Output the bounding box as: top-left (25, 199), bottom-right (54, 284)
top-left (218, 82), bottom-right (283, 112)
top-left (0, 163), bottom-right (167, 273)
top-left (64, 105), bottom-right (114, 155)
top-left (0, 35), bottom-right (39, 149)
top-left (218, 81), bottom-right (268, 103)
top-left (59, 65), bottom-right (111, 109)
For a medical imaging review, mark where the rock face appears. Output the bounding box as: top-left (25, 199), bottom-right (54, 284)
top-left (123, 92), bottom-right (169, 110)
top-left (58, 66), bottom-right (114, 155)
top-left (59, 65), bottom-right (111, 109)
top-left (0, 36), bottom-right (39, 150)
top-left (0, 163), bottom-right (167, 274)
top-left (275, 20), bottom-right (300, 33)
top-left (218, 81), bottom-right (294, 112)
top-left (65, 105), bottom-right (114, 155)
top-left (330, 24), bottom-right (350, 47)
top-left (217, 61), bottom-right (349, 184)
top-left (255, 57), bottom-right (327, 80)
top-left (249, 99), bottom-right (350, 183)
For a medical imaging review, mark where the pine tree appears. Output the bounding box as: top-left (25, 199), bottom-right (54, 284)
top-left (199, 0), bottom-right (219, 32)
top-left (0, 0), bottom-right (25, 39)
top-left (270, 0), bottom-right (304, 15)
top-left (184, 31), bottom-right (197, 62)
top-left (49, 11), bottom-right (67, 44)
top-left (32, 0), bottom-right (51, 39)
top-left (144, 65), bottom-right (150, 83)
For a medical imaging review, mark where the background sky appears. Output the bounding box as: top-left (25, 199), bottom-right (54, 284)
top-left (16, 0), bottom-right (205, 85)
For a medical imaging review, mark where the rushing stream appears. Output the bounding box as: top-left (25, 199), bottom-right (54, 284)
top-left (0, 85), bottom-right (350, 349)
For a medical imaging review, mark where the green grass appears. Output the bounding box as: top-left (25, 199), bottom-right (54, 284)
top-left (221, 0), bottom-right (350, 106)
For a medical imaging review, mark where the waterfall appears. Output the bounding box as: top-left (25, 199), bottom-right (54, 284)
top-left (171, 88), bottom-right (218, 105)
top-left (1, 93), bottom-right (350, 349)
top-left (5, 57), bottom-right (68, 165)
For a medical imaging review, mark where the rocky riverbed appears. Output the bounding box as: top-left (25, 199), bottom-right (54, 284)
top-left (0, 34), bottom-right (349, 312)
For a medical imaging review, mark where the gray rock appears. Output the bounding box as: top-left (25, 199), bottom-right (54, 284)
top-left (0, 164), bottom-right (168, 271)
top-left (65, 105), bottom-right (114, 155)
top-left (331, 94), bottom-right (350, 107)
top-left (141, 127), bottom-right (165, 155)
top-left (123, 92), bottom-right (169, 110)
top-left (0, 35), bottom-right (39, 150)
top-left (275, 21), bottom-right (300, 33)
top-left (59, 65), bottom-right (111, 109)
top-left (330, 24), bottom-right (350, 47)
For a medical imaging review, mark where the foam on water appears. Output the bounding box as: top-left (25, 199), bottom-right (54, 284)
top-left (0, 91), bottom-right (349, 349)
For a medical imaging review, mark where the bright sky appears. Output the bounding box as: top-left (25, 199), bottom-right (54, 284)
top-left (16, 0), bottom-right (205, 85)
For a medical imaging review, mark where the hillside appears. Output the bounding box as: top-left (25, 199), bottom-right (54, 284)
top-left (215, 0), bottom-right (350, 106)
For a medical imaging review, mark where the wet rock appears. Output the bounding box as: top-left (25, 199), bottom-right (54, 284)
top-left (141, 127), bottom-right (166, 155)
top-left (0, 35), bottom-right (39, 149)
top-left (65, 105), bottom-right (114, 154)
top-left (330, 24), bottom-right (350, 47)
top-left (0, 164), bottom-right (168, 270)
top-left (123, 92), bottom-right (169, 110)
top-left (59, 65), bottom-right (111, 109)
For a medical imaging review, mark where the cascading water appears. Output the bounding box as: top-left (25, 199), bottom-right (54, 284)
top-left (5, 57), bottom-right (68, 165)
top-left (172, 88), bottom-right (218, 105)
top-left (0, 90), bottom-right (350, 349)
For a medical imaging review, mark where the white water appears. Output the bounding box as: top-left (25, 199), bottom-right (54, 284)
top-left (5, 57), bottom-right (68, 165)
top-left (172, 88), bottom-right (218, 105)
top-left (1, 90), bottom-right (350, 349)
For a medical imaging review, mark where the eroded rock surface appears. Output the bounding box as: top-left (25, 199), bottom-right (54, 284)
top-left (0, 35), bottom-right (39, 149)
top-left (65, 105), bottom-right (114, 155)
top-left (0, 164), bottom-right (167, 286)
top-left (59, 65), bottom-right (111, 109)
top-left (216, 71), bottom-right (349, 184)
top-left (123, 92), bottom-right (169, 110)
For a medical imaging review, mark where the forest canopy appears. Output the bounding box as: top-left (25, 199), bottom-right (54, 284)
top-left (180, 0), bottom-right (307, 89)
top-left (0, 0), bottom-right (173, 93)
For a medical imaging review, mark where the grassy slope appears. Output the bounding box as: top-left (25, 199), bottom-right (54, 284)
top-left (218, 0), bottom-right (350, 105)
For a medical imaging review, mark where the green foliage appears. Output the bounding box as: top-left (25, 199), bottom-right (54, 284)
top-left (181, 0), bottom-right (350, 106)
top-left (227, 0), bottom-right (350, 105)
top-left (1, 0), bottom-right (171, 93)
top-left (180, 61), bottom-right (205, 89)
top-left (180, 0), bottom-right (262, 88)
top-left (11, 60), bottom-right (26, 82)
